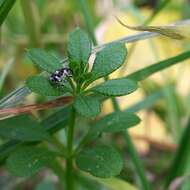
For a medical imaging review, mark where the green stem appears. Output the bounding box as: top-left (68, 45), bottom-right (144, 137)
top-left (110, 95), bottom-right (120, 111)
top-left (124, 131), bottom-right (151, 190)
top-left (20, 0), bottom-right (41, 47)
top-left (66, 107), bottom-right (76, 190)
top-left (67, 77), bottom-right (76, 94)
top-left (50, 136), bottom-right (67, 158)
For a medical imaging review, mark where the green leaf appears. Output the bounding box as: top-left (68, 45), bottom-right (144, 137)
top-left (100, 111), bottom-right (140, 133)
top-left (26, 75), bottom-right (64, 96)
top-left (0, 106), bottom-right (70, 162)
top-left (90, 43), bottom-right (127, 81)
top-left (68, 27), bottom-right (91, 71)
top-left (27, 49), bottom-right (62, 73)
top-left (91, 78), bottom-right (138, 96)
top-left (127, 50), bottom-right (190, 81)
top-left (41, 107), bottom-right (71, 133)
top-left (76, 146), bottom-right (123, 178)
top-left (92, 177), bottom-right (138, 190)
top-left (6, 146), bottom-right (57, 177)
top-left (0, 0), bottom-right (16, 26)
top-left (126, 89), bottom-right (164, 113)
top-left (74, 95), bottom-right (101, 117)
top-left (165, 119), bottom-right (190, 188)
top-left (88, 111), bottom-right (140, 140)
top-left (0, 115), bottom-right (49, 141)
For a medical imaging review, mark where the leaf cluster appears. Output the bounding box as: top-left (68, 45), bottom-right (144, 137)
top-left (0, 28), bottom-right (140, 179)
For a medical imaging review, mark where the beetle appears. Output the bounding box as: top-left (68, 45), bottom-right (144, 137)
top-left (49, 67), bottom-right (73, 84)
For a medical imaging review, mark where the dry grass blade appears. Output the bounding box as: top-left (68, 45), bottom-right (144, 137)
top-left (116, 17), bottom-right (190, 40)
top-left (0, 96), bottom-right (73, 119)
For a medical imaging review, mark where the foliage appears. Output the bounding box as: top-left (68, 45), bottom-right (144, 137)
top-left (0, 0), bottom-right (16, 26)
top-left (23, 28), bottom-right (138, 183)
top-left (0, 1), bottom-right (190, 190)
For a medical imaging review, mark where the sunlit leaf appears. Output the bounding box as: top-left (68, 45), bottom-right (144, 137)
top-left (91, 78), bottom-right (138, 96)
top-left (93, 177), bottom-right (138, 190)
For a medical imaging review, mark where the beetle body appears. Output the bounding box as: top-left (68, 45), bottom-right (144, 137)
top-left (50, 68), bottom-right (72, 83)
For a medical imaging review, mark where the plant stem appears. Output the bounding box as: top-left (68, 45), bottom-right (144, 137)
top-left (50, 136), bottom-right (67, 158)
top-left (124, 131), bottom-right (151, 190)
top-left (110, 94), bottom-right (120, 111)
top-left (66, 107), bottom-right (76, 190)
